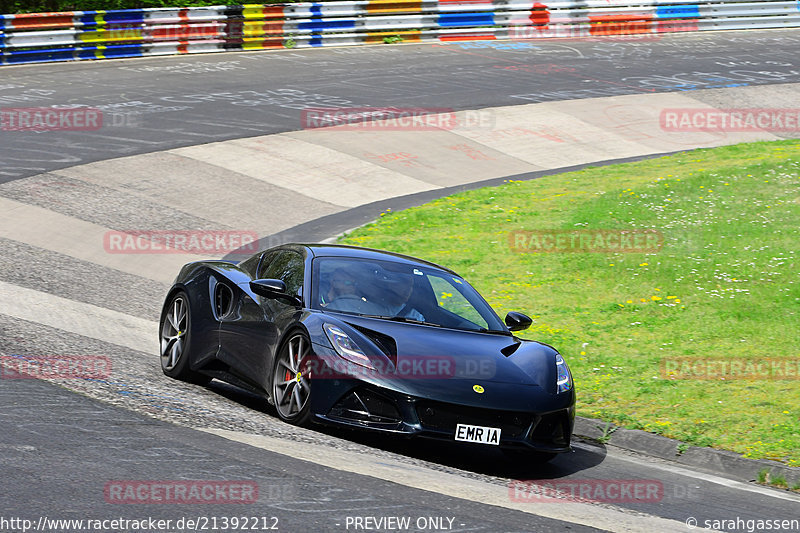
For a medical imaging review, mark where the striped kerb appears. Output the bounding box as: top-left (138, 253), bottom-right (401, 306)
top-left (365, 30), bottom-right (422, 42)
top-left (657, 5), bottom-right (701, 18)
top-left (79, 29), bottom-right (144, 43)
top-left (242, 38), bottom-right (285, 49)
top-left (243, 21), bottom-right (284, 37)
top-left (242, 6), bottom-right (285, 19)
top-left (440, 32), bottom-right (496, 41)
top-left (588, 13), bottom-right (654, 35)
top-left (152, 24), bottom-right (224, 40)
top-left (366, 1), bottom-right (424, 14)
top-left (438, 12), bottom-right (495, 27)
top-left (656, 19), bottom-right (699, 32)
top-left (4, 12), bottom-right (76, 30)
top-left (530, 3), bottom-right (550, 26)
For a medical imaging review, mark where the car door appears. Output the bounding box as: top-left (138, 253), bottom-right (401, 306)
top-left (218, 249), bottom-right (304, 391)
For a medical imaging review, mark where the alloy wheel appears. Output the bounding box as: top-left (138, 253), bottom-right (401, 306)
top-left (273, 334), bottom-right (311, 421)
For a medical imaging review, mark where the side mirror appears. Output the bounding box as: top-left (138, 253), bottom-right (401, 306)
top-left (250, 278), bottom-right (287, 297)
top-left (249, 279), bottom-right (302, 307)
top-left (505, 311), bottom-right (532, 332)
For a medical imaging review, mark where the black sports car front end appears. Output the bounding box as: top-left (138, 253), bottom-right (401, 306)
top-left (159, 244), bottom-right (575, 461)
top-left (306, 313), bottom-right (575, 454)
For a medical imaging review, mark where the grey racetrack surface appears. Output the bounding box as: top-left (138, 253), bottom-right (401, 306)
top-left (2, 30), bottom-right (800, 183)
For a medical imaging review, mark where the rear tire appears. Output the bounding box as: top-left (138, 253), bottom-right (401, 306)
top-left (159, 291), bottom-right (211, 385)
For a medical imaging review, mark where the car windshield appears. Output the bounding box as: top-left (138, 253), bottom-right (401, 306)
top-left (312, 256), bottom-right (507, 333)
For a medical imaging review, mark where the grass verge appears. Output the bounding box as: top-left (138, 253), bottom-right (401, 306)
top-left (338, 140), bottom-right (800, 466)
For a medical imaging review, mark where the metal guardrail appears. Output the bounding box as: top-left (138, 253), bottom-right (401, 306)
top-left (1, 1), bottom-right (799, 65)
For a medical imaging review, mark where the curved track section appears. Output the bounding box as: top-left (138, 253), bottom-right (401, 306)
top-left (2, 30), bottom-right (800, 532)
top-left (2, 30), bottom-right (800, 184)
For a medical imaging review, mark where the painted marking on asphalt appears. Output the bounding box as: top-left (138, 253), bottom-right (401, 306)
top-left (200, 428), bottom-right (694, 533)
top-left (0, 196), bottom-right (204, 284)
top-left (53, 153), bottom-right (345, 236)
top-left (169, 135), bottom-right (440, 208)
top-left (0, 280), bottom-right (157, 354)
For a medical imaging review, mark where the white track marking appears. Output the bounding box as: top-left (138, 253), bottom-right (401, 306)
top-left (0, 280), bottom-right (157, 354)
top-left (0, 196), bottom-right (207, 284)
top-left (201, 428), bottom-right (706, 533)
top-left (54, 152), bottom-right (343, 236)
top-left (170, 135), bottom-right (440, 208)
top-left (572, 442), bottom-right (800, 504)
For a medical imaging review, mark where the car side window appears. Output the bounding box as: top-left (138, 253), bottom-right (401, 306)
top-left (238, 251), bottom-right (265, 278)
top-left (256, 250), bottom-right (281, 280)
top-left (261, 250), bottom-right (304, 298)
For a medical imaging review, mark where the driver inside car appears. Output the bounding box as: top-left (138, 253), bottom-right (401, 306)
top-left (326, 268), bottom-right (358, 302)
top-left (323, 268), bottom-right (383, 315)
top-left (383, 274), bottom-right (426, 322)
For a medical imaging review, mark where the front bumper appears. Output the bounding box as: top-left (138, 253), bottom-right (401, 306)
top-left (311, 380), bottom-right (575, 453)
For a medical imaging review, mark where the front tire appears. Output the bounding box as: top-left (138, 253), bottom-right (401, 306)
top-left (272, 332), bottom-right (312, 425)
top-left (159, 291), bottom-right (211, 385)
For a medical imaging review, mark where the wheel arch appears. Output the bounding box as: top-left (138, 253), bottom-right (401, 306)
top-left (274, 323), bottom-right (314, 363)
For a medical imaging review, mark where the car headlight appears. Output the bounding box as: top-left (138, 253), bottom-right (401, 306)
top-left (323, 324), bottom-right (374, 369)
top-left (555, 353), bottom-right (573, 393)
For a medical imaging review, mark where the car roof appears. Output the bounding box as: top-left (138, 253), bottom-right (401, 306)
top-left (290, 243), bottom-right (458, 275)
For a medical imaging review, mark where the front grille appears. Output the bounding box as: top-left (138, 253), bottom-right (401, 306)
top-left (415, 400), bottom-right (532, 439)
top-left (530, 412), bottom-right (570, 447)
top-left (328, 388), bottom-right (402, 427)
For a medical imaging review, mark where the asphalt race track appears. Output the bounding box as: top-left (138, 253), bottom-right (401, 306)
top-left (2, 30), bottom-right (800, 184)
top-left (1, 30), bottom-right (800, 532)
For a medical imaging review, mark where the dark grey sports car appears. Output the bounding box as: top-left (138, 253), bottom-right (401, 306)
top-left (159, 244), bottom-right (575, 461)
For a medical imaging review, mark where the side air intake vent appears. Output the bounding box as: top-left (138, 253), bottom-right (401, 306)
top-left (214, 283), bottom-right (234, 319)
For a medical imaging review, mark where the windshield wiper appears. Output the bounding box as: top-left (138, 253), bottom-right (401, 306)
top-left (478, 328), bottom-right (513, 336)
top-left (360, 315), bottom-right (443, 328)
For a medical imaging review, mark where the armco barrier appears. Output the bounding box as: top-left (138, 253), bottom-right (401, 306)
top-left (1, 1), bottom-right (799, 65)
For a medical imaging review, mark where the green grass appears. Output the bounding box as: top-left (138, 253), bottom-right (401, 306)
top-left (757, 469), bottom-right (799, 493)
top-left (338, 140), bottom-right (800, 466)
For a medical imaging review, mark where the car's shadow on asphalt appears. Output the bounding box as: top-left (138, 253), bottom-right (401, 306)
top-left (316, 425), bottom-right (606, 480)
top-left (206, 380), bottom-right (605, 480)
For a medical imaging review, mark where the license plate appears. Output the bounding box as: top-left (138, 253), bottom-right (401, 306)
top-left (454, 423), bottom-right (501, 445)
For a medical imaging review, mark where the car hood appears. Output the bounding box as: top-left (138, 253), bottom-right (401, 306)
top-left (333, 314), bottom-right (561, 394)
